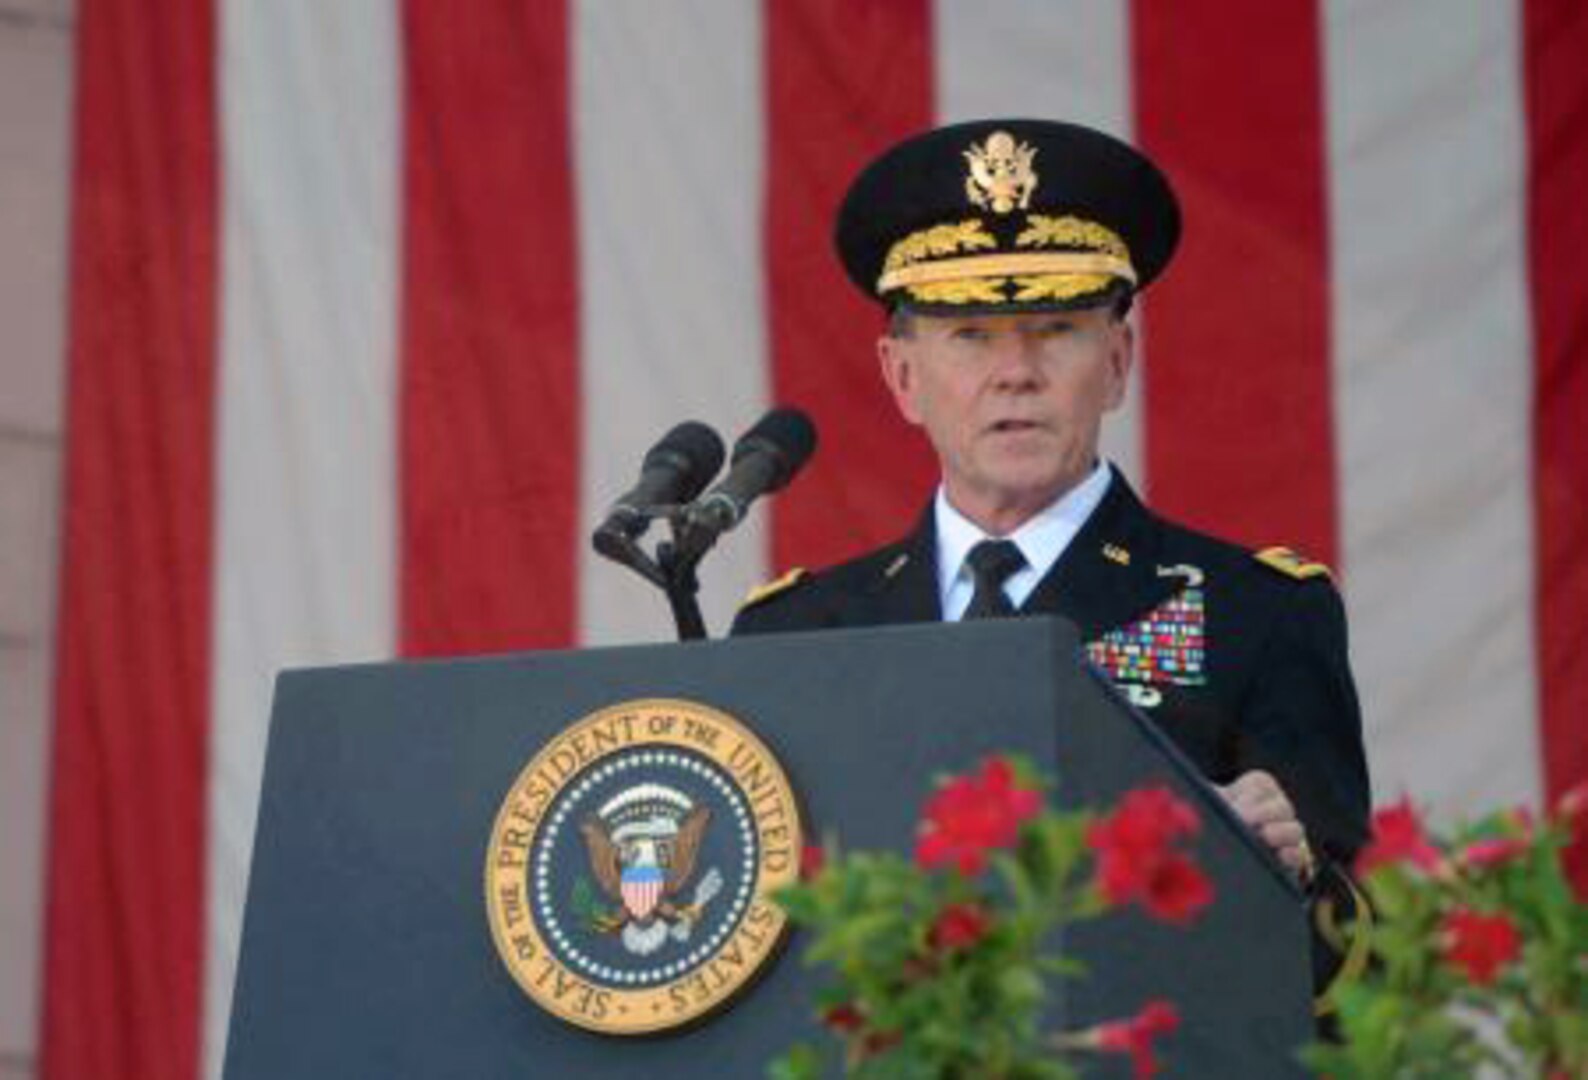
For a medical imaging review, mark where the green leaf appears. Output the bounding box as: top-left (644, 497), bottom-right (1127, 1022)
top-left (996, 965), bottom-right (1046, 1013)
top-left (766, 1044), bottom-right (822, 1080)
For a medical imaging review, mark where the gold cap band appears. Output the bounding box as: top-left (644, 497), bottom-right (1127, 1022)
top-left (877, 251), bottom-right (1137, 294)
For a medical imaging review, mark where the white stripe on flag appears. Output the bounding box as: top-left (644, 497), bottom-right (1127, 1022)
top-left (574, 0), bottom-right (770, 645)
top-left (209, 1), bottom-right (401, 1073)
top-left (1324, 0), bottom-right (1541, 817)
top-left (933, 0), bottom-right (1145, 485)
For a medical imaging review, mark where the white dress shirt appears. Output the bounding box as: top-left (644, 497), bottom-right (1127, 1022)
top-left (935, 461), bottom-right (1113, 621)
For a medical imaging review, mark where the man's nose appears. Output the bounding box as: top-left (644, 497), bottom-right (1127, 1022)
top-left (987, 332), bottom-right (1045, 386)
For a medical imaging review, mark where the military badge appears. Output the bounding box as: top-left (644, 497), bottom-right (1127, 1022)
top-left (484, 698), bottom-right (802, 1034)
top-left (1086, 565), bottom-right (1208, 707)
top-left (964, 130), bottom-right (1038, 214)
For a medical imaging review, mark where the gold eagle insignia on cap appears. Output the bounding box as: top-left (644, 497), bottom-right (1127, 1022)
top-left (1255, 546), bottom-right (1333, 582)
top-left (964, 131), bottom-right (1038, 214)
top-left (740, 567), bottom-right (808, 609)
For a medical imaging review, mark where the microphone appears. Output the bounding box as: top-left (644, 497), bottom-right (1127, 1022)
top-left (591, 421), bottom-right (725, 563)
top-left (681, 408), bottom-right (817, 548)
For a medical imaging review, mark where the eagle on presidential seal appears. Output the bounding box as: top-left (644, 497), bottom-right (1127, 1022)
top-left (578, 783), bottom-right (724, 956)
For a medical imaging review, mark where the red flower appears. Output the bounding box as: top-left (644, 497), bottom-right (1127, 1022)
top-left (1087, 787), bottom-right (1212, 924)
top-left (1441, 908), bottom-right (1521, 986)
top-left (1142, 853), bottom-right (1214, 923)
top-left (800, 843), bottom-right (826, 881)
top-left (822, 1002), bottom-right (865, 1033)
top-left (1093, 1000), bottom-right (1180, 1079)
top-left (915, 757), bottom-right (1043, 875)
top-left (1355, 797), bottom-right (1444, 876)
top-left (1458, 835), bottom-right (1530, 871)
top-left (928, 902), bottom-right (991, 952)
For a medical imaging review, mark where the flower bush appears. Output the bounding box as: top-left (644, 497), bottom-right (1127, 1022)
top-left (1303, 784), bottom-right (1588, 1079)
top-left (769, 756), bottom-right (1211, 1079)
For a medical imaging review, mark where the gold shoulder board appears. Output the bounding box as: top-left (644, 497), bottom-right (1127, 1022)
top-left (1255, 546), bottom-right (1333, 582)
top-left (740, 568), bottom-right (808, 609)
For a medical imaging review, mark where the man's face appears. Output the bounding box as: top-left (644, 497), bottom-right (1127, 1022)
top-left (877, 307), bottom-right (1132, 531)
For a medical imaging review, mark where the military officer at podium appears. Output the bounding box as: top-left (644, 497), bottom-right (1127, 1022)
top-left (731, 119), bottom-right (1371, 1002)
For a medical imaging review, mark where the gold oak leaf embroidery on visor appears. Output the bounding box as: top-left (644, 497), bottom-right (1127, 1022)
top-left (881, 220), bottom-right (997, 278)
top-left (1016, 215), bottom-right (1132, 262)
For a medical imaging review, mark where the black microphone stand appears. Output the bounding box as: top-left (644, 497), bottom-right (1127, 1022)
top-left (655, 535), bottom-right (707, 642)
top-left (591, 505), bottom-right (713, 642)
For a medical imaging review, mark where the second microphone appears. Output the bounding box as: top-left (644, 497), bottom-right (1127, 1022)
top-left (678, 407), bottom-right (818, 557)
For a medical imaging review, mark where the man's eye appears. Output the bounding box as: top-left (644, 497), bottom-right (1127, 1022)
top-left (950, 326), bottom-right (989, 342)
top-left (1035, 320), bottom-right (1075, 337)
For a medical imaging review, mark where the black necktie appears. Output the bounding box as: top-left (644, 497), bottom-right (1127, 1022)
top-left (962, 539), bottom-right (1026, 619)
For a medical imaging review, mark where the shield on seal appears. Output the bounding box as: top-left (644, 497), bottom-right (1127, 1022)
top-left (620, 865), bottom-right (664, 920)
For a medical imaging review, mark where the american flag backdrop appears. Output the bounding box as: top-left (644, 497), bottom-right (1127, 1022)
top-left (35, 1), bottom-right (1586, 1077)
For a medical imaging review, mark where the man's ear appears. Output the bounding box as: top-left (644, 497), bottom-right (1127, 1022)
top-left (1103, 319), bottom-right (1134, 412)
top-left (878, 335), bottom-right (924, 426)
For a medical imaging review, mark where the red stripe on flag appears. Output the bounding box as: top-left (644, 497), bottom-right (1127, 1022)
top-left (399, 1), bottom-right (581, 654)
top-left (1131, 0), bottom-right (1338, 566)
top-left (1524, 0), bottom-right (1588, 852)
top-left (765, 0), bottom-right (938, 570)
top-left (42, 1), bottom-right (218, 1077)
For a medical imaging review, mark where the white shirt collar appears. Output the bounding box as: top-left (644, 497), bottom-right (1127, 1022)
top-left (934, 461), bottom-right (1114, 620)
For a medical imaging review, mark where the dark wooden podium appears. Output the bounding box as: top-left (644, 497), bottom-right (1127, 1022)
top-left (223, 618), bottom-right (1311, 1077)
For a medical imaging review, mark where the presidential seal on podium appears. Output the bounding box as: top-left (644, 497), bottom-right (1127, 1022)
top-left (485, 698), bottom-right (803, 1034)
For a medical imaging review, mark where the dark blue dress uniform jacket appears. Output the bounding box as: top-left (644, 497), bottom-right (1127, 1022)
top-left (731, 468), bottom-right (1371, 997)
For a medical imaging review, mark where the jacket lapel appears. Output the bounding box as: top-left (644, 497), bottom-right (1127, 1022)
top-left (1020, 468), bottom-right (1181, 640)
